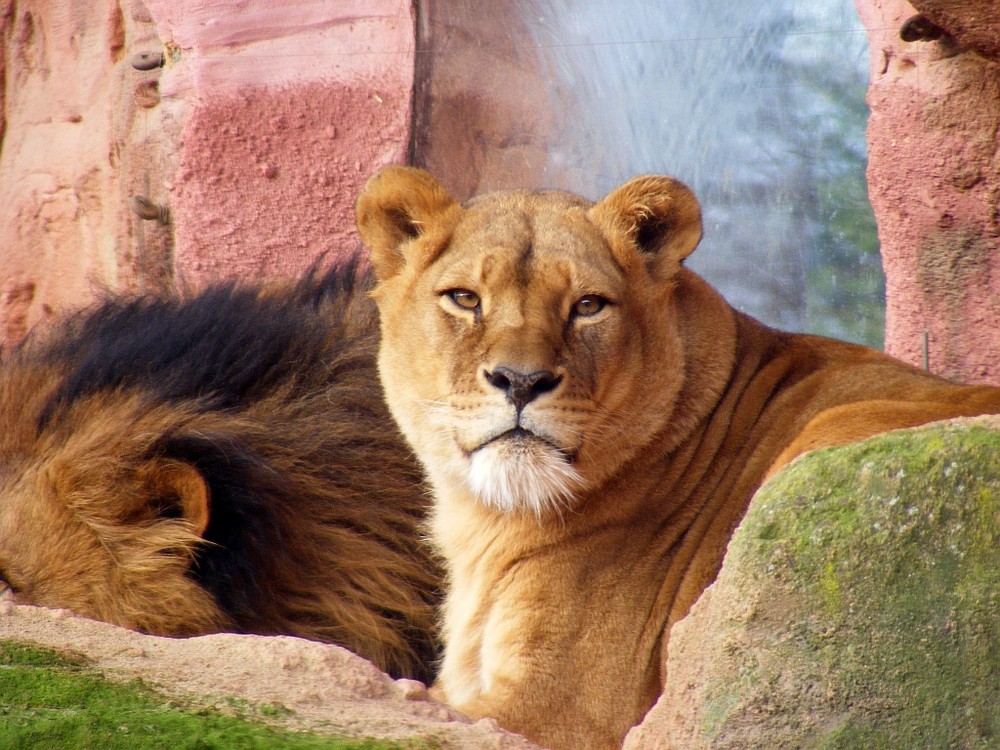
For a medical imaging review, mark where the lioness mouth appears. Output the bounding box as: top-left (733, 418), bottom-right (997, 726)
top-left (476, 427), bottom-right (577, 464)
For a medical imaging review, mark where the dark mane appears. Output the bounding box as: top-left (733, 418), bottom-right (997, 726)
top-left (5, 256), bottom-right (440, 681)
top-left (35, 259), bottom-right (371, 429)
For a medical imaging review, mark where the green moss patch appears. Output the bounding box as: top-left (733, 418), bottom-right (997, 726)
top-left (0, 642), bottom-right (431, 750)
top-left (701, 422), bottom-right (1000, 749)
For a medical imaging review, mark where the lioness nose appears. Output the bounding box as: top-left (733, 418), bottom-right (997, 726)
top-left (485, 367), bottom-right (562, 410)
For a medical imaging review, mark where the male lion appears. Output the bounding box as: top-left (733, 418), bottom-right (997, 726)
top-left (356, 166), bottom-right (1000, 749)
top-left (0, 263), bottom-right (440, 682)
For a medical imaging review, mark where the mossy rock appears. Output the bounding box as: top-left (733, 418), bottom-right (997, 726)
top-left (664, 419), bottom-right (1000, 750)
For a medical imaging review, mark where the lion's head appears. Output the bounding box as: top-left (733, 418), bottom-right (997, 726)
top-left (0, 378), bottom-right (223, 634)
top-left (0, 267), bottom-right (440, 681)
top-left (357, 167), bottom-right (718, 519)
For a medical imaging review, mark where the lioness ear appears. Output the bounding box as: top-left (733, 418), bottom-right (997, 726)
top-left (356, 166), bottom-right (460, 281)
top-left (587, 175), bottom-right (703, 275)
top-left (137, 459), bottom-right (211, 537)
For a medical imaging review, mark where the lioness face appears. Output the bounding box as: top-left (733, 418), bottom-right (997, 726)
top-left (358, 168), bottom-right (703, 518)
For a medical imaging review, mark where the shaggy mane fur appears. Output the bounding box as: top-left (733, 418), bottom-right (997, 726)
top-left (0, 259), bottom-right (440, 681)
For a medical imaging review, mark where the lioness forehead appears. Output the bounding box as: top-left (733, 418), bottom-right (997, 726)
top-left (442, 189), bottom-right (621, 289)
top-left (463, 187), bottom-right (590, 211)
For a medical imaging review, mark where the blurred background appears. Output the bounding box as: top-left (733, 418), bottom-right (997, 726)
top-left (415, 0), bottom-right (883, 346)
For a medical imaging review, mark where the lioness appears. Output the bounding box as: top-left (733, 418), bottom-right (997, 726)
top-left (0, 263), bottom-right (440, 682)
top-left (356, 166), bottom-right (1000, 749)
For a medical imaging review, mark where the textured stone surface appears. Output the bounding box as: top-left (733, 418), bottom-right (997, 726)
top-left (0, 1), bottom-right (167, 342)
top-left (148, 0), bottom-right (415, 285)
top-left (909, 0), bottom-right (1000, 62)
top-left (0, 0), bottom-right (414, 346)
top-left (0, 601), bottom-right (544, 749)
top-left (625, 415), bottom-right (1000, 749)
top-left (857, 0), bottom-right (1000, 384)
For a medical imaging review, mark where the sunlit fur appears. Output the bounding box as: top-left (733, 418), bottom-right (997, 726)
top-left (466, 437), bottom-right (584, 518)
top-left (0, 263), bottom-right (441, 682)
top-left (358, 166), bottom-right (1000, 750)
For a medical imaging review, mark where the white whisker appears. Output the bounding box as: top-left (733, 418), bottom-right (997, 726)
top-left (466, 440), bottom-right (585, 520)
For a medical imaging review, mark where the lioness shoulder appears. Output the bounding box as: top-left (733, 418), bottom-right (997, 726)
top-left (357, 166), bottom-right (1000, 749)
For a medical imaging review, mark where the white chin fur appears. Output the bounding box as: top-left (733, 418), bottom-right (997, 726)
top-left (466, 438), bottom-right (584, 518)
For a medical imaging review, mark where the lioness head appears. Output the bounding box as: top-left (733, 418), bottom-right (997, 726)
top-left (358, 167), bottom-right (707, 518)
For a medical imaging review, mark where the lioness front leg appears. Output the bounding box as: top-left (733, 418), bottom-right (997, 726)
top-left (454, 680), bottom-right (624, 750)
top-left (437, 595), bottom-right (633, 750)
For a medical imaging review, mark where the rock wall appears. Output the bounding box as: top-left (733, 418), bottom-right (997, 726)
top-left (0, 0), bottom-right (414, 346)
top-left (147, 0), bottom-right (414, 286)
top-left (7, 0), bottom-right (999, 377)
top-left (411, 0), bottom-right (557, 200)
top-left (0, 1), bottom-right (149, 343)
top-left (856, 0), bottom-right (1000, 384)
top-left (626, 416), bottom-right (1000, 749)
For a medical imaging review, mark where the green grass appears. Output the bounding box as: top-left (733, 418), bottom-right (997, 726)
top-left (0, 642), bottom-right (434, 750)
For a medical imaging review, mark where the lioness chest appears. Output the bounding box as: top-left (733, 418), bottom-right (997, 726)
top-left (435, 498), bottom-right (679, 749)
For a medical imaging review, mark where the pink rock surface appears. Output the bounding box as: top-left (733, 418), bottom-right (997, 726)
top-left (0, 1), bottom-right (134, 342)
top-left (0, 0), bottom-right (414, 345)
top-left (857, 0), bottom-right (1000, 384)
top-left (146, 0), bottom-right (415, 284)
top-left (413, 0), bottom-right (557, 200)
top-left (0, 601), bottom-right (544, 749)
top-left (909, 0), bottom-right (1000, 62)
top-left (168, 80), bottom-right (409, 282)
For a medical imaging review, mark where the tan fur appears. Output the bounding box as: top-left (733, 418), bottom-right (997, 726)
top-left (357, 166), bottom-right (1000, 749)
top-left (0, 272), bottom-right (441, 681)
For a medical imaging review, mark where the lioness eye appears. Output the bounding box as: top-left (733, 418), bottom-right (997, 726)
top-left (446, 289), bottom-right (481, 311)
top-left (574, 295), bottom-right (607, 317)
